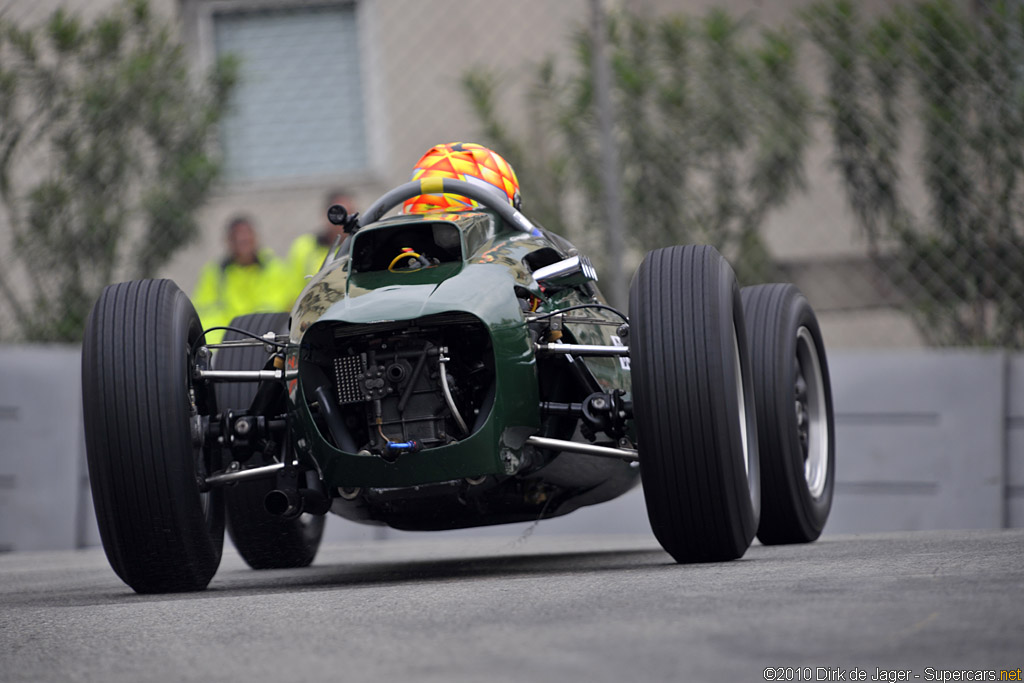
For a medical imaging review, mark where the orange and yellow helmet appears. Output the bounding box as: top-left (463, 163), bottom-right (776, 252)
top-left (403, 142), bottom-right (521, 214)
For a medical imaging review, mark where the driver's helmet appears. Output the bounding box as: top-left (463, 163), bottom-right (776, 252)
top-left (403, 142), bottom-right (521, 214)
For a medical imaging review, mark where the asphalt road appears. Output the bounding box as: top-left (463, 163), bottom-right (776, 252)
top-left (1, 530), bottom-right (1021, 683)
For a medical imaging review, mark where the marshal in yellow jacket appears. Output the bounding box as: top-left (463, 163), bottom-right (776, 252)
top-left (191, 249), bottom-right (293, 343)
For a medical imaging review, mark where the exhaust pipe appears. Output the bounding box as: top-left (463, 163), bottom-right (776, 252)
top-left (264, 487), bottom-right (332, 519)
top-left (314, 385), bottom-right (359, 453)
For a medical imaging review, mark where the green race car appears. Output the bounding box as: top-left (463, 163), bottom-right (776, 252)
top-left (82, 178), bottom-right (835, 593)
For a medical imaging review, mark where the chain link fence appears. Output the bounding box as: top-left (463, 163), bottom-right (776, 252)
top-left (802, 0), bottom-right (1024, 350)
top-left (2, 0), bottom-right (1023, 350)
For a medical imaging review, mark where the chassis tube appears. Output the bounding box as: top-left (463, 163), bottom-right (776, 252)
top-left (524, 435), bottom-right (638, 461)
top-left (535, 343), bottom-right (629, 357)
top-left (195, 369), bottom-right (297, 381)
top-left (204, 461), bottom-right (285, 487)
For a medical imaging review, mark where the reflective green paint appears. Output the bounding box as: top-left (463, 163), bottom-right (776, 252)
top-left (286, 209), bottom-right (633, 488)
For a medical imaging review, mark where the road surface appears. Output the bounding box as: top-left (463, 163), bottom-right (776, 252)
top-left (1, 530), bottom-right (1021, 682)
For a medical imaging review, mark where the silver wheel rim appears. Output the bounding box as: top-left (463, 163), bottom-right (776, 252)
top-left (795, 326), bottom-right (828, 500)
top-left (733, 324), bottom-right (750, 481)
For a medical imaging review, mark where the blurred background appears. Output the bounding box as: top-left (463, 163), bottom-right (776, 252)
top-left (1, 0), bottom-right (1022, 551)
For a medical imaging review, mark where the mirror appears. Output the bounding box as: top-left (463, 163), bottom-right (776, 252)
top-left (532, 255), bottom-right (598, 288)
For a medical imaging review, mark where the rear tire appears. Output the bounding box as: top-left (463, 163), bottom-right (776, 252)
top-left (630, 246), bottom-right (760, 563)
top-left (217, 312), bottom-right (325, 569)
top-left (82, 279), bottom-right (224, 593)
top-left (741, 284), bottom-right (835, 544)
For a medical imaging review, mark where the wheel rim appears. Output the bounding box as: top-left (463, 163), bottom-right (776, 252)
top-left (795, 326), bottom-right (828, 500)
top-left (733, 324), bottom-right (750, 481)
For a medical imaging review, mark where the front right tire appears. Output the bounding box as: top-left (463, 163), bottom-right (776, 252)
top-left (630, 245), bottom-right (760, 563)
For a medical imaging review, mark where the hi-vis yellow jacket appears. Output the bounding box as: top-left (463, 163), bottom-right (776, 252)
top-left (191, 249), bottom-right (292, 343)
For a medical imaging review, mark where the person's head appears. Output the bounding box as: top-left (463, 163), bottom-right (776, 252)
top-left (322, 187), bottom-right (356, 241)
top-left (226, 215), bottom-right (259, 265)
top-left (402, 142), bottom-right (520, 214)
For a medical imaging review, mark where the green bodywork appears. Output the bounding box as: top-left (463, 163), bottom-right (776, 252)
top-left (286, 210), bottom-right (631, 490)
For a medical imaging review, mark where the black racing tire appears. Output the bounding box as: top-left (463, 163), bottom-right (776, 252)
top-left (217, 312), bottom-right (325, 570)
top-left (741, 284), bottom-right (835, 544)
top-left (82, 279), bottom-right (224, 593)
top-left (630, 245), bottom-right (760, 563)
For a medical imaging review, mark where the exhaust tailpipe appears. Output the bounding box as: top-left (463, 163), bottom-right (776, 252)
top-left (264, 487), bottom-right (331, 519)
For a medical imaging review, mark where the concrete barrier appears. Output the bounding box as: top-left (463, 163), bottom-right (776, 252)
top-left (827, 350), bottom-right (1021, 532)
top-left (0, 346), bottom-right (95, 551)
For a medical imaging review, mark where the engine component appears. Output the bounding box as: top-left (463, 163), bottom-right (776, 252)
top-left (304, 313), bottom-right (495, 458)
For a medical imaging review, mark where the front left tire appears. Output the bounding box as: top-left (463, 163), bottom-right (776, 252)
top-left (82, 279), bottom-right (224, 593)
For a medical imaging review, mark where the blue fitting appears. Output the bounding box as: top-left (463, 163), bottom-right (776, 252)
top-left (385, 440), bottom-right (421, 454)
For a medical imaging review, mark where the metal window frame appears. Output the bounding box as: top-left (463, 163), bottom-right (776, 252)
top-left (187, 0), bottom-right (383, 188)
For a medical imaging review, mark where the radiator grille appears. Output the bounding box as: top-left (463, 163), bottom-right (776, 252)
top-left (333, 355), bottom-right (366, 405)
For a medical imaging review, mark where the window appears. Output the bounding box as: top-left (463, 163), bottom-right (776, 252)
top-left (212, 3), bottom-right (367, 181)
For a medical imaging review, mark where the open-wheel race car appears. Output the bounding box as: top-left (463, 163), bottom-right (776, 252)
top-left (82, 175), bottom-right (835, 594)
